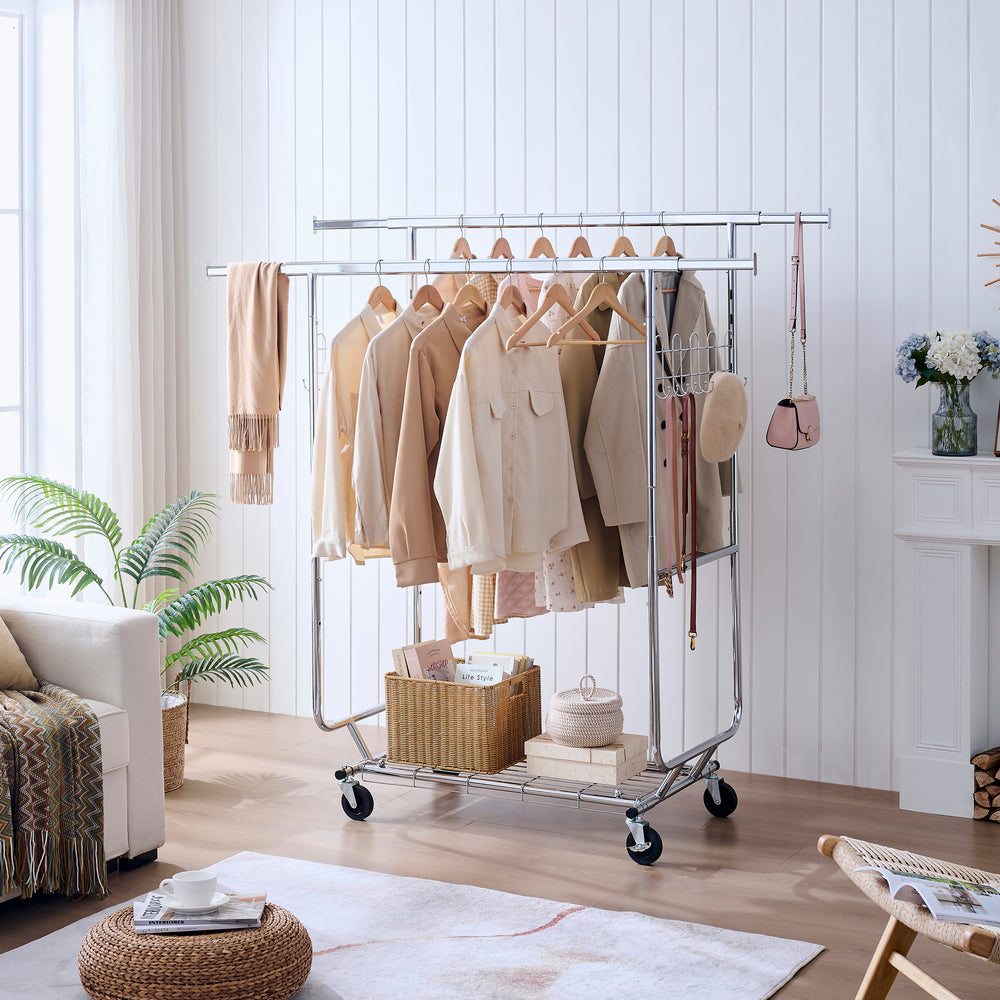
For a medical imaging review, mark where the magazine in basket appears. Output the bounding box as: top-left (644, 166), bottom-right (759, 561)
top-left (132, 887), bottom-right (267, 934)
top-left (859, 865), bottom-right (1000, 927)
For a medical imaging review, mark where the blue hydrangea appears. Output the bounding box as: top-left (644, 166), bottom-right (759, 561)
top-left (974, 332), bottom-right (1000, 378)
top-left (896, 333), bottom-right (929, 383)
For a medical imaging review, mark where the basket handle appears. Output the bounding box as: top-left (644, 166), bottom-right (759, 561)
top-left (579, 674), bottom-right (597, 701)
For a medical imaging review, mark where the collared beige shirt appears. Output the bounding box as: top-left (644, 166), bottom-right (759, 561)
top-left (352, 304), bottom-right (429, 548)
top-left (435, 303), bottom-right (588, 574)
top-left (310, 304), bottom-right (388, 560)
top-left (390, 304), bottom-right (484, 586)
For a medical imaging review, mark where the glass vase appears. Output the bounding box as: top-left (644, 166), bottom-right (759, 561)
top-left (931, 383), bottom-right (977, 457)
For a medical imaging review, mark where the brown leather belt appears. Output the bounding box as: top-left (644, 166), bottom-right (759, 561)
top-left (679, 393), bottom-right (697, 650)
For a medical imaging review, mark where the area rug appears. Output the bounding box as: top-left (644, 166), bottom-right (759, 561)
top-left (1, 851), bottom-right (822, 999)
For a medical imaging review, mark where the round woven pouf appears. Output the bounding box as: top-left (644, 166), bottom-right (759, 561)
top-left (78, 903), bottom-right (312, 1000)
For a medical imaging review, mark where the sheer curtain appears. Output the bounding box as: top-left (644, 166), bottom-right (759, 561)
top-left (76, 0), bottom-right (188, 541)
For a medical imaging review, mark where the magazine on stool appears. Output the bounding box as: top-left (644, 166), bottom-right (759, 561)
top-left (858, 864), bottom-right (1000, 927)
top-left (132, 886), bottom-right (267, 934)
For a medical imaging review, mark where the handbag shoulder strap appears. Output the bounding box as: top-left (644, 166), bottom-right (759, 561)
top-left (787, 212), bottom-right (809, 396)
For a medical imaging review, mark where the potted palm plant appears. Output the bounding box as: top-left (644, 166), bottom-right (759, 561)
top-left (0, 476), bottom-right (271, 790)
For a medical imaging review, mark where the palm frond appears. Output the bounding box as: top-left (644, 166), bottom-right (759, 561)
top-left (156, 575), bottom-right (272, 639)
top-left (0, 475), bottom-right (122, 548)
top-left (119, 492), bottom-right (219, 584)
top-left (164, 627), bottom-right (265, 669)
top-left (167, 654), bottom-right (270, 688)
top-left (0, 534), bottom-right (104, 597)
top-left (141, 589), bottom-right (181, 616)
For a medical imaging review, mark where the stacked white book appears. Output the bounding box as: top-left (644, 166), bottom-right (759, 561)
top-left (132, 886), bottom-right (267, 934)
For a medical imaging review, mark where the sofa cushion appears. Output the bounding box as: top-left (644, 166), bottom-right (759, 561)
top-left (83, 699), bottom-right (130, 772)
top-left (0, 614), bottom-right (39, 691)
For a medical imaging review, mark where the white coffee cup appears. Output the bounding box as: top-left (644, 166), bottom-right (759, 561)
top-left (158, 870), bottom-right (217, 907)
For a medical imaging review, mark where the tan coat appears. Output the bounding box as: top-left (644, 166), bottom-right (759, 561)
top-left (584, 271), bottom-right (729, 588)
top-left (435, 304), bottom-right (588, 574)
top-left (390, 304), bottom-right (483, 586)
top-left (352, 305), bottom-right (427, 548)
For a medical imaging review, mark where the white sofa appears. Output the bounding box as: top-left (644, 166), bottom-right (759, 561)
top-left (0, 596), bottom-right (166, 900)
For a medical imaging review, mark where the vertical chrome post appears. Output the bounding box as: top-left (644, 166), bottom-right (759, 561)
top-left (308, 272), bottom-right (332, 730)
top-left (408, 226), bottom-right (422, 644)
top-left (726, 225), bottom-right (744, 728)
top-left (646, 267), bottom-right (664, 769)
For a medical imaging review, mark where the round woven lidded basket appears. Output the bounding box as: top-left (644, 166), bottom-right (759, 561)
top-left (78, 903), bottom-right (312, 1000)
top-left (545, 674), bottom-right (624, 748)
top-left (161, 691), bottom-right (188, 793)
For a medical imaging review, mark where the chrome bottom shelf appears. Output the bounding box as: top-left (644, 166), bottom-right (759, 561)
top-left (338, 752), bottom-right (716, 817)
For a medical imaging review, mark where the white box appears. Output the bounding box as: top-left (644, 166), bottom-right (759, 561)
top-left (524, 732), bottom-right (648, 784)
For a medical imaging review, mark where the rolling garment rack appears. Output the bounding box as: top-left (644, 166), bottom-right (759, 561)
top-left (207, 208), bottom-right (830, 864)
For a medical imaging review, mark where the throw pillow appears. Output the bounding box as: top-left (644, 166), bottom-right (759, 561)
top-left (0, 613), bottom-right (40, 691)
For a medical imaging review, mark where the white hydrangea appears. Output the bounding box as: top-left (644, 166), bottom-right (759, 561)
top-left (926, 329), bottom-right (982, 382)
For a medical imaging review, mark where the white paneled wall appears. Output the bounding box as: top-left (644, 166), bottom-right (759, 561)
top-left (179, 0), bottom-right (1000, 791)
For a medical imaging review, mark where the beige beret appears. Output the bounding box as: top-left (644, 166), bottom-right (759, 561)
top-left (699, 372), bottom-right (748, 462)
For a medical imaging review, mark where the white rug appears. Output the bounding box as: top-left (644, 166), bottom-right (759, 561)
top-left (2, 852), bottom-right (822, 999)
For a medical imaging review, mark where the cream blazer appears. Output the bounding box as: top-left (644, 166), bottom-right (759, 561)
top-left (585, 271), bottom-right (729, 588)
top-left (435, 303), bottom-right (588, 575)
top-left (310, 304), bottom-right (387, 561)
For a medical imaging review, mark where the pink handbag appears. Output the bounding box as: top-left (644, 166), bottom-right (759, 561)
top-left (766, 213), bottom-right (820, 451)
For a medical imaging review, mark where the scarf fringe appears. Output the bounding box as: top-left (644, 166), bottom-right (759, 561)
top-left (228, 413), bottom-right (279, 453)
top-left (230, 472), bottom-right (274, 505)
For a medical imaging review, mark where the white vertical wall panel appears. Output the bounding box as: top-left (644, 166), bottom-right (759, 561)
top-left (179, 0), bottom-right (1000, 792)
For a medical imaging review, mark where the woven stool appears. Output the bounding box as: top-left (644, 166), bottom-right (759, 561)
top-left (78, 903), bottom-right (312, 1000)
top-left (818, 834), bottom-right (1000, 1000)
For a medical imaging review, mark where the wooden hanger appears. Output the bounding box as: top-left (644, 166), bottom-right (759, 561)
top-left (451, 281), bottom-right (486, 319)
top-left (412, 282), bottom-right (444, 314)
top-left (367, 283), bottom-right (398, 315)
top-left (529, 235), bottom-right (556, 258)
top-left (498, 282), bottom-right (526, 315)
top-left (568, 234), bottom-right (593, 257)
top-left (450, 235), bottom-right (474, 260)
top-left (653, 232), bottom-right (679, 258)
top-left (551, 279), bottom-right (645, 347)
top-left (505, 282), bottom-right (599, 349)
top-left (608, 233), bottom-right (638, 257)
top-left (489, 236), bottom-right (514, 259)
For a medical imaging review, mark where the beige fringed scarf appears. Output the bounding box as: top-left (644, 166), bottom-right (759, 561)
top-left (227, 262), bottom-right (289, 504)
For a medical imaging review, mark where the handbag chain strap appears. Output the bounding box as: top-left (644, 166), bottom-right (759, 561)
top-left (787, 211), bottom-right (808, 397)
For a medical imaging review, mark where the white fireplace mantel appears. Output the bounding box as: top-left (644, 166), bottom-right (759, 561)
top-left (893, 449), bottom-right (1000, 817)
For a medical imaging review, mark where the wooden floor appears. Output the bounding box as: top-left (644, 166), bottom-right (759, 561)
top-left (2, 704), bottom-right (999, 998)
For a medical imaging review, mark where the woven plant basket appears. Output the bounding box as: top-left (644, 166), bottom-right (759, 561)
top-left (161, 691), bottom-right (188, 793)
top-left (545, 674), bottom-right (624, 748)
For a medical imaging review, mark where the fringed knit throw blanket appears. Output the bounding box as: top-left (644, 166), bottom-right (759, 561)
top-left (226, 261), bottom-right (289, 504)
top-left (0, 683), bottom-right (107, 898)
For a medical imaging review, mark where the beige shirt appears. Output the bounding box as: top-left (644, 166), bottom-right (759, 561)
top-left (390, 304), bottom-right (484, 586)
top-left (310, 304), bottom-right (388, 560)
top-left (352, 304), bottom-right (429, 548)
top-left (435, 303), bottom-right (588, 574)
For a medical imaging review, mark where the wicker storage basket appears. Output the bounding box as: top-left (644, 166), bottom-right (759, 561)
top-left (385, 666), bottom-right (541, 773)
top-left (545, 674), bottom-right (624, 748)
top-left (161, 692), bottom-right (188, 793)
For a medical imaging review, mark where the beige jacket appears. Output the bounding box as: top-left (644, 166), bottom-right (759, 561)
top-left (584, 271), bottom-right (728, 588)
top-left (435, 303), bottom-right (588, 574)
top-left (390, 304), bottom-right (483, 586)
top-left (352, 305), bottom-right (427, 548)
top-left (310, 304), bottom-right (390, 561)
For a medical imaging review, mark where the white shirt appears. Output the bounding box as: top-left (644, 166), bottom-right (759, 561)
top-left (435, 303), bottom-right (588, 574)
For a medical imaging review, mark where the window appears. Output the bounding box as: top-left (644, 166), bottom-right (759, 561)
top-left (0, 9), bottom-right (25, 505)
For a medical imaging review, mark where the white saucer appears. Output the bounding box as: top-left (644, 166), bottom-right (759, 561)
top-left (159, 891), bottom-right (229, 914)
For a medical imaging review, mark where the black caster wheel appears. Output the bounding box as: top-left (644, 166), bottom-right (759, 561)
top-left (703, 779), bottom-right (738, 818)
top-left (341, 783), bottom-right (374, 821)
top-left (625, 826), bottom-right (663, 866)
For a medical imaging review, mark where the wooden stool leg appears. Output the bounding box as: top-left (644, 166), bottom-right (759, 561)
top-left (855, 915), bottom-right (918, 1000)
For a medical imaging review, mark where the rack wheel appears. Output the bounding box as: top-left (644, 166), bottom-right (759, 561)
top-left (625, 826), bottom-right (663, 866)
top-left (341, 783), bottom-right (374, 821)
top-left (703, 780), bottom-right (738, 818)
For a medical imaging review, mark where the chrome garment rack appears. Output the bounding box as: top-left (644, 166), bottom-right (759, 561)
top-left (207, 208), bottom-right (830, 863)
